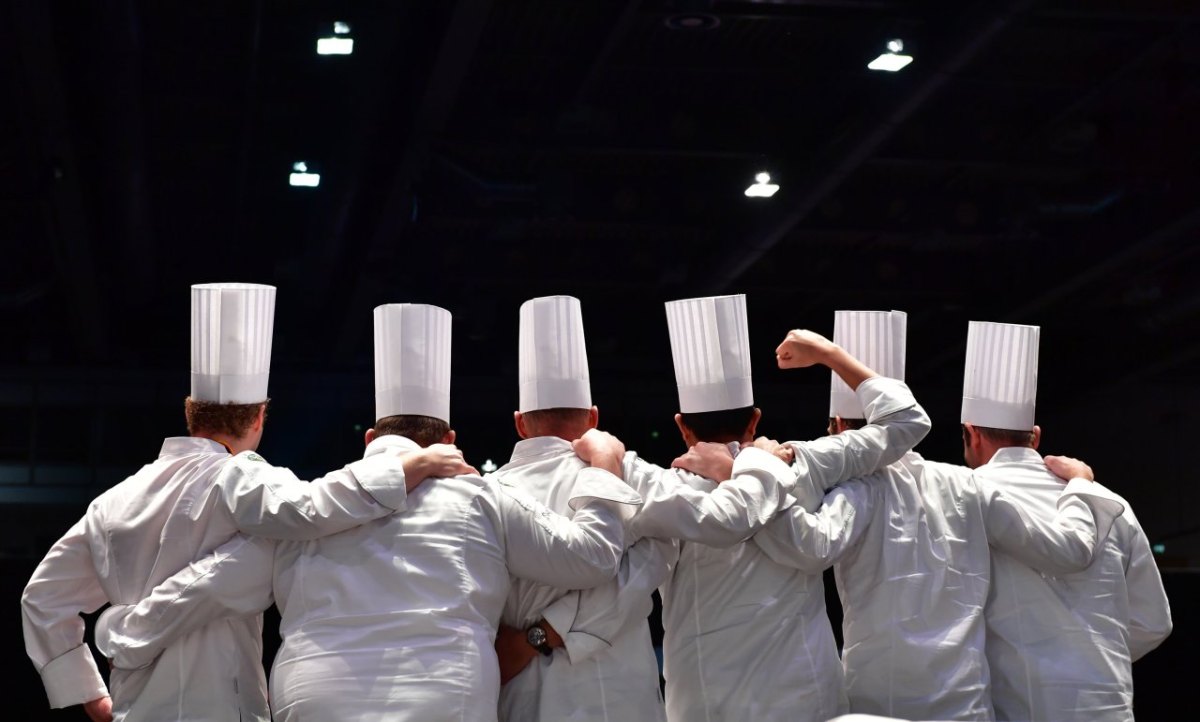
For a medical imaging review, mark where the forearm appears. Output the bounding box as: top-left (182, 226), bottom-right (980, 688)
top-left (985, 478), bottom-right (1125, 575)
top-left (753, 482), bottom-right (872, 573)
top-left (21, 518), bottom-right (110, 708)
top-left (542, 537), bottom-right (677, 664)
top-left (221, 453), bottom-right (409, 540)
top-left (97, 535), bottom-right (276, 670)
top-left (628, 449), bottom-right (795, 547)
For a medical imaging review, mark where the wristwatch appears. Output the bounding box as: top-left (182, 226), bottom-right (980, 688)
top-left (526, 623), bottom-right (554, 656)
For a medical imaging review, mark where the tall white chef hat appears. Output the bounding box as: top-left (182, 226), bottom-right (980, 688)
top-left (518, 295), bottom-right (592, 413)
top-left (374, 303), bottom-right (452, 423)
top-left (665, 294), bottom-right (754, 413)
top-left (830, 310), bottom-right (907, 419)
top-left (190, 283), bottom-right (276, 404)
top-left (961, 320), bottom-right (1039, 431)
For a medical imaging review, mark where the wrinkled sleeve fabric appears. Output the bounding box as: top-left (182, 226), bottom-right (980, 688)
top-left (751, 479), bottom-right (875, 574)
top-left (1122, 511), bottom-right (1172, 661)
top-left (540, 535), bottom-right (678, 664)
top-left (20, 514), bottom-right (110, 709)
top-left (216, 451), bottom-right (411, 540)
top-left (498, 468), bottom-right (642, 590)
top-left (94, 534), bottom-right (277, 671)
top-left (787, 377), bottom-right (930, 512)
top-left (981, 477), bottom-right (1125, 576)
top-left (626, 448), bottom-right (797, 547)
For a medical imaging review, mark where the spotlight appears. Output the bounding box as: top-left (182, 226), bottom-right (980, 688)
top-left (289, 161), bottom-right (321, 188)
top-left (868, 38), bottom-right (912, 72)
top-left (744, 172), bottom-right (779, 198)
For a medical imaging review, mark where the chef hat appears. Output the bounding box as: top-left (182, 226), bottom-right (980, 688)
top-left (374, 303), bottom-right (452, 423)
top-left (829, 310), bottom-right (907, 419)
top-left (190, 283), bottom-right (276, 404)
top-left (518, 295), bottom-right (592, 412)
top-left (961, 321), bottom-right (1039, 431)
top-left (665, 294), bottom-right (754, 413)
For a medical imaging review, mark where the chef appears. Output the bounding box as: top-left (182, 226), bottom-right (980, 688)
top-left (21, 283), bottom-right (470, 722)
top-left (965, 321), bottom-right (1172, 722)
top-left (494, 295), bottom-right (673, 722)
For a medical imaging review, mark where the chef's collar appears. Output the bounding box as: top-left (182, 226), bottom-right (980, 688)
top-left (987, 445), bottom-right (1043, 466)
top-left (504, 436), bottom-right (574, 469)
top-left (364, 433), bottom-right (421, 459)
top-left (159, 437), bottom-right (230, 458)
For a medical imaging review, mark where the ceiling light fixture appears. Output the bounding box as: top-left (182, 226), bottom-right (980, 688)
top-left (289, 161), bottom-right (321, 188)
top-left (744, 172), bottom-right (779, 198)
top-left (317, 22), bottom-right (354, 55)
top-left (868, 38), bottom-right (912, 72)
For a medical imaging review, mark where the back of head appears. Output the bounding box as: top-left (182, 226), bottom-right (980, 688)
top-left (373, 414), bottom-right (451, 448)
top-left (185, 398), bottom-right (266, 438)
top-left (518, 407), bottom-right (594, 441)
top-left (963, 424), bottom-right (1036, 449)
top-left (679, 405), bottom-right (757, 444)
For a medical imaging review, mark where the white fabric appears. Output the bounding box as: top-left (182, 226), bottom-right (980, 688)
top-left (92, 434), bottom-right (643, 722)
top-left (654, 377), bottom-right (931, 722)
top-left (961, 321), bottom-right (1039, 430)
top-left (665, 294), bottom-right (753, 413)
top-left (519, 295), bottom-right (592, 412)
top-left (754, 449), bottom-right (1125, 721)
top-left (374, 303), bottom-right (452, 422)
top-left (495, 436), bottom-right (671, 722)
top-left (829, 310), bottom-right (905, 418)
top-left (979, 447), bottom-right (1171, 722)
top-left (21, 437), bottom-right (413, 721)
top-left (190, 283), bottom-right (275, 403)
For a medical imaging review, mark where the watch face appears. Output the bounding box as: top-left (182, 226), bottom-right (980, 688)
top-left (527, 625), bottom-right (547, 647)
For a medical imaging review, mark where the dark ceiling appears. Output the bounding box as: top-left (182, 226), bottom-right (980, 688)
top-left (1, 0), bottom-right (1199, 555)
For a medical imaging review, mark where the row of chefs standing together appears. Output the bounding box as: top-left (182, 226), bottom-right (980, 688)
top-left (20, 284), bottom-right (1170, 722)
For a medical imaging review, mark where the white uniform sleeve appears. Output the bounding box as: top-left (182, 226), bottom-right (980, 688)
top-left (787, 377), bottom-right (930, 510)
top-left (1121, 511), bottom-right (1172, 661)
top-left (751, 479), bottom-right (875, 574)
top-left (20, 515), bottom-right (110, 709)
top-left (540, 536), bottom-right (678, 664)
top-left (497, 468), bottom-right (642, 590)
top-left (626, 448), bottom-right (797, 547)
top-left (981, 477), bottom-right (1126, 576)
top-left (216, 451), bottom-right (412, 540)
top-left (94, 534), bottom-right (277, 671)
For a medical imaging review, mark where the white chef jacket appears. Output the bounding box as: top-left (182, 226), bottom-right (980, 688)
top-left (979, 447), bottom-right (1172, 722)
top-left (754, 451), bottom-right (1126, 721)
top-left (94, 433), bottom-right (642, 722)
top-left (656, 376), bottom-right (931, 722)
top-left (496, 436), bottom-right (674, 722)
top-left (20, 436), bottom-right (415, 722)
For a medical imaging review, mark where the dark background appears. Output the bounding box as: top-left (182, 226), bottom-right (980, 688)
top-left (2, 0), bottom-right (1196, 718)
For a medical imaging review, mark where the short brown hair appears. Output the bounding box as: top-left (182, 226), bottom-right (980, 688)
top-left (373, 415), bottom-right (450, 447)
top-left (184, 397), bottom-right (267, 437)
top-left (963, 424), bottom-right (1035, 448)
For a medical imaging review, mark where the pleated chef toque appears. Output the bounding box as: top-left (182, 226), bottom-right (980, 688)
top-left (519, 295), bottom-right (592, 412)
top-left (191, 283), bottom-right (276, 404)
top-left (961, 320), bottom-right (1039, 431)
top-left (665, 294), bottom-right (753, 413)
top-left (829, 310), bottom-right (907, 419)
top-left (374, 303), bottom-right (452, 423)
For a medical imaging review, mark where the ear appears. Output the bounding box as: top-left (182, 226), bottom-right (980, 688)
top-left (745, 408), bottom-right (763, 438)
top-left (587, 406), bottom-right (599, 430)
top-left (252, 404), bottom-right (267, 432)
top-left (674, 413), bottom-right (694, 447)
top-left (833, 415), bottom-right (849, 435)
top-left (1030, 425), bottom-right (1041, 450)
top-left (364, 427), bottom-right (377, 447)
top-left (514, 411), bottom-right (530, 440)
top-left (442, 429), bottom-right (457, 445)
top-left (963, 423), bottom-right (981, 449)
